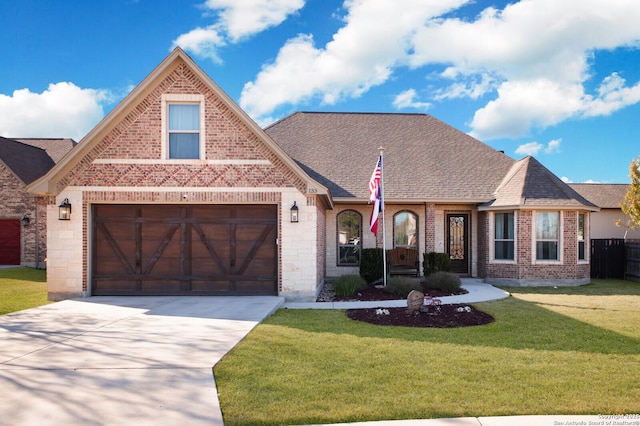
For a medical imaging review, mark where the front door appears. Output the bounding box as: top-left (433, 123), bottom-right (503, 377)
top-left (446, 213), bottom-right (469, 274)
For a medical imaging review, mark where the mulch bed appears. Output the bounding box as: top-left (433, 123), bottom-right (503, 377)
top-left (321, 283), bottom-right (494, 328)
top-left (346, 304), bottom-right (495, 328)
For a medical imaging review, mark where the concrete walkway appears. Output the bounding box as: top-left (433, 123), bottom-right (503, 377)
top-left (283, 278), bottom-right (510, 309)
top-left (0, 296), bottom-right (284, 425)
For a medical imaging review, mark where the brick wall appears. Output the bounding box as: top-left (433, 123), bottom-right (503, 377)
top-left (482, 210), bottom-right (590, 284)
top-left (0, 163), bottom-right (47, 267)
top-left (46, 58), bottom-right (321, 300)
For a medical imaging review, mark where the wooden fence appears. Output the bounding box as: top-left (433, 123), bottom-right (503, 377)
top-left (590, 239), bottom-right (625, 279)
top-left (626, 242), bottom-right (640, 283)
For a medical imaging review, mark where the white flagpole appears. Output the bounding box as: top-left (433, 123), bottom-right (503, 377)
top-left (379, 146), bottom-right (387, 287)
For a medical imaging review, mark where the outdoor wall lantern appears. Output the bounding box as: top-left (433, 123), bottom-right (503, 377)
top-left (290, 201), bottom-right (299, 223)
top-left (21, 214), bottom-right (30, 227)
top-left (58, 198), bottom-right (72, 221)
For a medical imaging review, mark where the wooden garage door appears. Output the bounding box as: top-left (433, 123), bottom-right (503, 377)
top-left (0, 220), bottom-right (20, 265)
top-left (92, 205), bottom-right (278, 296)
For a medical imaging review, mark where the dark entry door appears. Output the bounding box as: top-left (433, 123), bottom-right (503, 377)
top-left (0, 220), bottom-right (20, 265)
top-left (446, 213), bottom-right (469, 274)
top-left (92, 204), bottom-right (278, 296)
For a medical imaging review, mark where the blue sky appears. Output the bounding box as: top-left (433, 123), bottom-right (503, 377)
top-left (1, 0), bottom-right (640, 184)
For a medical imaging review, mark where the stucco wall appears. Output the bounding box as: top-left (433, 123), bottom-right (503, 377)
top-left (590, 209), bottom-right (640, 240)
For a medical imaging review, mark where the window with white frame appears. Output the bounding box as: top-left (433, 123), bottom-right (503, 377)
top-left (536, 211), bottom-right (560, 260)
top-left (494, 212), bottom-right (514, 260)
top-left (337, 210), bottom-right (362, 266)
top-left (578, 213), bottom-right (586, 261)
top-left (162, 94), bottom-right (205, 160)
top-left (168, 103), bottom-right (200, 159)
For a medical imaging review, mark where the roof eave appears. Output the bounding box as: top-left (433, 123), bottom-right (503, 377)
top-left (479, 203), bottom-right (600, 212)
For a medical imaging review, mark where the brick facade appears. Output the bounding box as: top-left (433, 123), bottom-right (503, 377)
top-left (480, 209), bottom-right (590, 285)
top-left (0, 163), bottom-right (47, 268)
top-left (41, 52), bottom-right (322, 301)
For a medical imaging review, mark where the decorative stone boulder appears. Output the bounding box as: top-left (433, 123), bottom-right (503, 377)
top-left (407, 290), bottom-right (425, 314)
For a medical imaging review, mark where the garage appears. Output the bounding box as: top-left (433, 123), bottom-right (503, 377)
top-left (0, 219), bottom-right (20, 265)
top-left (92, 204), bottom-right (278, 296)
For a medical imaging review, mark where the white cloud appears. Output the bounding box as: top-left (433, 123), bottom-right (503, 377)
top-left (172, 0), bottom-right (304, 60)
top-left (0, 83), bottom-right (107, 141)
top-left (172, 26), bottom-right (226, 64)
top-left (392, 89), bottom-right (431, 110)
top-left (545, 138), bottom-right (561, 153)
top-left (434, 72), bottom-right (497, 101)
top-left (515, 138), bottom-right (561, 157)
top-left (408, 0), bottom-right (640, 139)
top-left (205, 0), bottom-right (305, 42)
top-left (515, 142), bottom-right (543, 156)
top-left (239, 0), bottom-right (640, 135)
top-left (240, 0), bottom-right (468, 120)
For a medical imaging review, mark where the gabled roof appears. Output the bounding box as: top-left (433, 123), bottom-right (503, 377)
top-left (264, 112), bottom-right (515, 202)
top-left (26, 48), bottom-right (331, 206)
top-left (0, 137), bottom-right (55, 185)
top-left (569, 183), bottom-right (629, 209)
top-left (481, 156), bottom-right (598, 211)
top-left (15, 138), bottom-right (76, 163)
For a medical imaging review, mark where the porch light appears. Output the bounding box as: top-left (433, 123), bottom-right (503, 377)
top-left (58, 198), bottom-right (72, 221)
top-left (290, 201), bottom-right (299, 223)
top-left (21, 214), bottom-right (30, 227)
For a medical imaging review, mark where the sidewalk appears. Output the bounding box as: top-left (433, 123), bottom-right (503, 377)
top-left (283, 278), bottom-right (510, 310)
top-left (316, 415), bottom-right (609, 425)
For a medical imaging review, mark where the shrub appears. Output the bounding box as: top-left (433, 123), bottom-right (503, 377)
top-left (334, 275), bottom-right (368, 297)
top-left (423, 252), bottom-right (451, 276)
top-left (383, 276), bottom-right (423, 298)
top-left (360, 248), bottom-right (384, 283)
top-left (423, 271), bottom-right (461, 292)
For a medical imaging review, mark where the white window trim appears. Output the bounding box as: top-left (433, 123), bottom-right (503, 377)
top-left (532, 210), bottom-right (563, 264)
top-left (578, 212), bottom-right (589, 264)
top-left (161, 94), bottom-right (206, 161)
top-left (489, 211), bottom-right (517, 264)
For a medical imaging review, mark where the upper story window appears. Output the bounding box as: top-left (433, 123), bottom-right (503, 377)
top-left (394, 211), bottom-right (418, 249)
top-left (536, 211), bottom-right (560, 261)
top-left (494, 212), bottom-right (515, 260)
top-left (578, 213), bottom-right (586, 261)
top-left (168, 104), bottom-right (200, 159)
top-left (337, 210), bottom-right (362, 266)
top-left (162, 94), bottom-right (205, 160)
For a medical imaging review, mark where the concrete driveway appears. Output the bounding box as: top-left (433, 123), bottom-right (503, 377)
top-left (0, 296), bottom-right (284, 426)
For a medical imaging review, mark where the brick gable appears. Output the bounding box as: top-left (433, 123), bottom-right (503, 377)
top-left (56, 60), bottom-right (306, 193)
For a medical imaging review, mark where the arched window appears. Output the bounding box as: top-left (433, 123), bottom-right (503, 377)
top-left (394, 211), bottom-right (418, 249)
top-left (337, 210), bottom-right (362, 266)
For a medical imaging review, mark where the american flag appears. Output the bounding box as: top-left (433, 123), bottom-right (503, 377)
top-left (368, 155), bottom-right (382, 235)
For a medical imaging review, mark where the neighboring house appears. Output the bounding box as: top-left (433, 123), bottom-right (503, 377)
top-left (0, 137), bottom-right (75, 267)
top-left (27, 48), bottom-right (598, 301)
top-left (570, 183), bottom-right (640, 240)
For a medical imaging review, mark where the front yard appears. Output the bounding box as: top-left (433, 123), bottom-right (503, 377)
top-left (0, 267), bottom-right (50, 315)
top-left (214, 279), bottom-right (640, 425)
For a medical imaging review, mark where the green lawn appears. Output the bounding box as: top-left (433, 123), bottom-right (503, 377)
top-left (0, 267), bottom-right (50, 315)
top-left (214, 279), bottom-right (640, 425)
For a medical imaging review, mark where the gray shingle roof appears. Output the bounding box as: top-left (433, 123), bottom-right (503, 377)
top-left (15, 138), bottom-right (76, 163)
top-left (0, 137), bottom-right (56, 184)
top-left (264, 112), bottom-right (515, 201)
top-left (484, 156), bottom-right (598, 209)
top-left (569, 183), bottom-right (629, 209)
